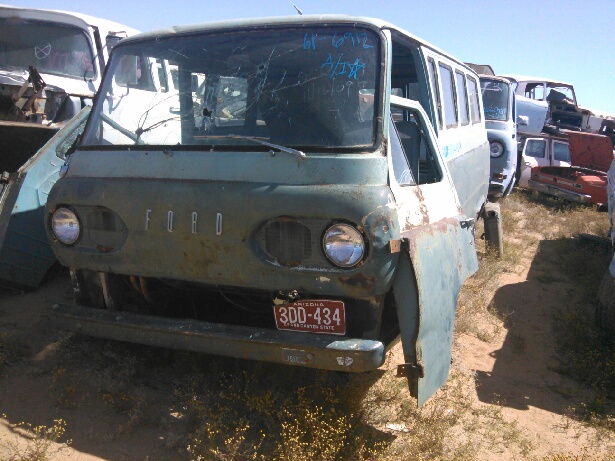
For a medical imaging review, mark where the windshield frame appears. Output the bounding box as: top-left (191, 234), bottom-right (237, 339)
top-left (80, 22), bottom-right (385, 153)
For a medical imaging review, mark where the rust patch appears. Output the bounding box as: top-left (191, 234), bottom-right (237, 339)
top-left (412, 186), bottom-right (430, 226)
top-left (339, 273), bottom-right (376, 290)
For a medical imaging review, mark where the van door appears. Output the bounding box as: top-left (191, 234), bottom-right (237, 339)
top-left (519, 138), bottom-right (549, 188)
top-left (388, 99), bottom-right (478, 405)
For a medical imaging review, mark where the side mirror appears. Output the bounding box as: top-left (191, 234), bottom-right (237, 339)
top-left (516, 115), bottom-right (528, 127)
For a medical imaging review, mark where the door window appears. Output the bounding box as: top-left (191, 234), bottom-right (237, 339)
top-left (390, 106), bottom-right (442, 185)
top-left (524, 139), bottom-right (546, 158)
top-left (553, 141), bottom-right (571, 162)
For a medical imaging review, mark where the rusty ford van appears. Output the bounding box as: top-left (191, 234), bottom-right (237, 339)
top-left (45, 16), bottom-right (492, 405)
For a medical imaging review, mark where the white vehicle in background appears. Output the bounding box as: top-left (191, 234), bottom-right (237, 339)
top-left (502, 75), bottom-right (615, 136)
top-left (0, 5), bottom-right (137, 288)
top-left (517, 133), bottom-right (571, 189)
top-left (0, 5), bottom-right (138, 167)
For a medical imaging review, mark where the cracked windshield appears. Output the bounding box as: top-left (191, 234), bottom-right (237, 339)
top-left (82, 27), bottom-right (380, 148)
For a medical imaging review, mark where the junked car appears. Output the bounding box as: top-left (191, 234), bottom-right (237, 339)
top-left (517, 133), bottom-right (571, 189)
top-left (501, 75), bottom-right (615, 136)
top-left (0, 5), bottom-right (137, 287)
top-left (480, 75), bottom-right (517, 200)
top-left (45, 15), bottom-right (493, 405)
top-left (527, 132), bottom-right (613, 207)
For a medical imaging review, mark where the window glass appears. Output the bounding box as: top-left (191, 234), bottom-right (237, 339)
top-left (438, 63), bottom-right (457, 128)
top-left (455, 71), bottom-right (469, 125)
top-left (391, 105), bottom-right (442, 185)
top-left (427, 58), bottom-right (443, 129)
top-left (525, 139), bottom-right (546, 158)
top-left (480, 78), bottom-right (509, 121)
top-left (83, 27), bottom-right (380, 148)
top-left (0, 18), bottom-right (96, 79)
top-left (553, 141), bottom-right (571, 162)
top-left (389, 117), bottom-right (415, 186)
top-left (467, 76), bottom-right (480, 123)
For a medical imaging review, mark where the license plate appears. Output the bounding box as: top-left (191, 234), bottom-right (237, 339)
top-left (273, 300), bottom-right (346, 335)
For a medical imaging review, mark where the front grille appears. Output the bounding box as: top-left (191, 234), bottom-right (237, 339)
top-left (263, 219), bottom-right (312, 266)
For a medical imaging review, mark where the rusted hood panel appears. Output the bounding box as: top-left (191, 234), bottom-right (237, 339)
top-left (567, 131), bottom-right (614, 172)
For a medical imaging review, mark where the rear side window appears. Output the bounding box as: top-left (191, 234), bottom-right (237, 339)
top-left (438, 63), bottom-right (457, 128)
top-left (467, 76), bottom-right (481, 123)
top-left (427, 57), bottom-right (443, 130)
top-left (525, 139), bottom-right (546, 158)
top-left (455, 71), bottom-right (469, 126)
top-left (553, 141), bottom-right (571, 162)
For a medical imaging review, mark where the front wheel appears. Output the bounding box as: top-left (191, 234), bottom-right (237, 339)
top-left (483, 202), bottom-right (503, 258)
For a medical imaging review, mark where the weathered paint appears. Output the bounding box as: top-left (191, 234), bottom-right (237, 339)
top-left (0, 108), bottom-right (89, 287)
top-left (50, 303), bottom-right (386, 371)
top-left (45, 17), bottom-right (489, 406)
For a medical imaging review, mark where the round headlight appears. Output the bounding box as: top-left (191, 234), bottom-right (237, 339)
top-left (490, 141), bottom-right (505, 158)
top-left (51, 207), bottom-right (80, 245)
top-left (323, 224), bottom-right (365, 268)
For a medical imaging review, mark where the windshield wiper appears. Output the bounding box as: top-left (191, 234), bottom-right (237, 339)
top-left (223, 134), bottom-right (306, 159)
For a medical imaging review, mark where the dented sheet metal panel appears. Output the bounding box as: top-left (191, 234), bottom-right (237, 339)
top-left (386, 98), bottom-right (478, 405)
top-left (402, 217), bottom-right (476, 405)
top-left (0, 108), bottom-right (89, 287)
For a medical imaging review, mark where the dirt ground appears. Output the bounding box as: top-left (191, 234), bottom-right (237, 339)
top-left (0, 215), bottom-right (614, 460)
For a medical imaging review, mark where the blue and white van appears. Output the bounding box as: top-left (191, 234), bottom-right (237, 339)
top-left (45, 16), bottom-right (492, 404)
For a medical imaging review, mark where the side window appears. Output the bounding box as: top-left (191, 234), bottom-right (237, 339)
top-left (455, 71), bottom-right (469, 126)
top-left (467, 76), bottom-right (481, 123)
top-left (524, 139), bottom-right (546, 158)
top-left (114, 54), bottom-right (155, 91)
top-left (553, 141), bottom-right (571, 162)
top-left (427, 57), bottom-right (443, 130)
top-left (438, 63), bottom-right (458, 128)
top-left (525, 83), bottom-right (545, 100)
top-left (389, 117), bottom-right (415, 186)
top-left (390, 106), bottom-right (442, 185)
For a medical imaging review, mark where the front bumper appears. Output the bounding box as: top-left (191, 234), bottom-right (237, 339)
top-left (50, 303), bottom-right (386, 372)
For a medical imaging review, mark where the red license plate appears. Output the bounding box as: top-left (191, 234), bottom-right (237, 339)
top-left (273, 300), bottom-right (346, 335)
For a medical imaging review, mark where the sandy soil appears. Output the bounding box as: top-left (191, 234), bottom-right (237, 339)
top-left (0, 238), bottom-right (613, 460)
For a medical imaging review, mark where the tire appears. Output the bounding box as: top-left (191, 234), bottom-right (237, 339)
top-left (483, 202), bottom-right (503, 258)
top-left (596, 269), bottom-right (615, 334)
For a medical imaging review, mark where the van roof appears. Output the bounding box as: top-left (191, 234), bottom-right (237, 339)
top-left (119, 15), bottom-right (475, 74)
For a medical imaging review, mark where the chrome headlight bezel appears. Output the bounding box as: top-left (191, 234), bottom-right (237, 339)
top-left (322, 223), bottom-right (365, 268)
top-left (51, 207), bottom-right (81, 245)
top-left (489, 141), bottom-right (505, 158)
